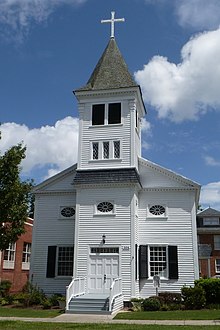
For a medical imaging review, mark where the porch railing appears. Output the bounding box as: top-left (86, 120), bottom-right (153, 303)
top-left (66, 277), bottom-right (86, 310)
top-left (109, 277), bottom-right (122, 312)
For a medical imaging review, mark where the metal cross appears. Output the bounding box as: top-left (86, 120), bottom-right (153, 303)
top-left (101, 11), bottom-right (125, 38)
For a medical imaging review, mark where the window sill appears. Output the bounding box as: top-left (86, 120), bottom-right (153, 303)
top-left (89, 123), bottom-right (123, 128)
top-left (89, 158), bottom-right (122, 163)
top-left (22, 262), bottom-right (30, 270)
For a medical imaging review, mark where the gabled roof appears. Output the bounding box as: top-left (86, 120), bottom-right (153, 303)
top-left (139, 156), bottom-right (200, 208)
top-left (139, 157), bottom-right (201, 189)
top-left (197, 207), bottom-right (220, 217)
top-left (33, 164), bottom-right (77, 192)
top-left (75, 38), bottom-right (137, 91)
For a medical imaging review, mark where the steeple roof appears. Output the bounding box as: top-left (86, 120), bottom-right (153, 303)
top-left (76, 38), bottom-right (137, 91)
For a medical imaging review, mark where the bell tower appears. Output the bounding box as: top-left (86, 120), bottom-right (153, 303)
top-left (74, 13), bottom-right (146, 176)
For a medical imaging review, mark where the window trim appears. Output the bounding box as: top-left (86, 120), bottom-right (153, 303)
top-left (91, 102), bottom-right (122, 127)
top-left (203, 217), bottom-right (219, 226)
top-left (59, 206), bottom-right (75, 220)
top-left (22, 242), bottom-right (31, 270)
top-left (139, 245), bottom-right (178, 280)
top-left (94, 201), bottom-right (116, 216)
top-left (147, 204), bottom-right (168, 219)
top-left (216, 259), bottom-right (220, 273)
top-left (214, 235), bottom-right (220, 250)
top-left (90, 140), bottom-right (122, 161)
top-left (56, 245), bottom-right (74, 277)
top-left (3, 243), bottom-right (16, 269)
top-left (148, 245), bottom-right (168, 279)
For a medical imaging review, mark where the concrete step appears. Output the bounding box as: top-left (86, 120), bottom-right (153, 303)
top-left (67, 295), bottom-right (109, 314)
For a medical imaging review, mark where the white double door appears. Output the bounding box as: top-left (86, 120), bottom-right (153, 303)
top-left (88, 254), bottom-right (119, 294)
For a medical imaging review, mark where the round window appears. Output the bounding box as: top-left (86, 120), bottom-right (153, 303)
top-left (97, 202), bottom-right (114, 213)
top-left (149, 205), bottom-right (165, 216)
top-left (61, 207), bottom-right (75, 217)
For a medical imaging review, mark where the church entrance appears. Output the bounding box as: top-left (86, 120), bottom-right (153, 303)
top-left (88, 247), bottom-right (119, 294)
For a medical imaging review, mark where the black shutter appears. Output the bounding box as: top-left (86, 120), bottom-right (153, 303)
top-left (135, 244), bottom-right (138, 280)
top-left (139, 245), bottom-right (148, 279)
top-left (168, 245), bottom-right (179, 279)
top-left (46, 246), bottom-right (57, 278)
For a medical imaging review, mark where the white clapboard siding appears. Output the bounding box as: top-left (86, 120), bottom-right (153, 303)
top-left (34, 165), bottom-right (77, 192)
top-left (31, 192), bottom-right (76, 294)
top-left (138, 189), bottom-right (197, 297)
top-left (139, 159), bottom-right (195, 188)
top-left (78, 99), bottom-right (135, 170)
top-left (74, 186), bottom-right (137, 299)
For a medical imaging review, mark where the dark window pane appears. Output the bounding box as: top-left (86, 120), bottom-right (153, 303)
top-left (92, 104), bottom-right (105, 125)
top-left (57, 246), bottom-right (74, 276)
top-left (108, 103), bottom-right (121, 124)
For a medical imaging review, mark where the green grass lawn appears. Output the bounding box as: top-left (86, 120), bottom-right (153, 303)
top-left (0, 307), bottom-right (62, 318)
top-left (115, 309), bottom-right (220, 320)
top-left (0, 322), bottom-right (219, 330)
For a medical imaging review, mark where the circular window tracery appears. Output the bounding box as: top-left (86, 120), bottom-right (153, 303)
top-left (61, 207), bottom-right (75, 217)
top-left (97, 202), bottom-right (114, 213)
top-left (149, 205), bottom-right (165, 216)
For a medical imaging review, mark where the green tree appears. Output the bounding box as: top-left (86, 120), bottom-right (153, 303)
top-left (0, 140), bottom-right (33, 250)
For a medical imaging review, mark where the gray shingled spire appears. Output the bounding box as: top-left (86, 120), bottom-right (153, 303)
top-left (76, 38), bottom-right (137, 91)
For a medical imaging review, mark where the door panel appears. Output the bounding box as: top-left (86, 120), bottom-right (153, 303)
top-left (88, 254), bottom-right (119, 293)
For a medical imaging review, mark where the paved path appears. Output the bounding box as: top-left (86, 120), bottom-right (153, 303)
top-left (1, 314), bottom-right (220, 326)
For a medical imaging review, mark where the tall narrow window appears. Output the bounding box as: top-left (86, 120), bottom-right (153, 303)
top-left (108, 103), bottom-right (121, 124)
top-left (103, 141), bottom-right (109, 159)
top-left (114, 140), bottom-right (120, 158)
top-left (4, 243), bottom-right (16, 262)
top-left (3, 243), bottom-right (16, 269)
top-left (22, 243), bottom-right (31, 263)
top-left (216, 259), bottom-right (220, 273)
top-left (57, 246), bottom-right (74, 276)
top-left (92, 104), bottom-right (105, 125)
top-left (22, 242), bottom-right (31, 270)
top-left (92, 142), bottom-right (99, 160)
top-left (214, 235), bottom-right (220, 250)
top-left (149, 246), bottom-right (167, 278)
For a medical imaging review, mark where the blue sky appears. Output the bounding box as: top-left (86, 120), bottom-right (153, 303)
top-left (0, 0), bottom-right (220, 210)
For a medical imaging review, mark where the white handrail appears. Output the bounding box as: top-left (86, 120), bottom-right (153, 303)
top-left (109, 278), bottom-right (122, 312)
top-left (66, 277), bottom-right (86, 310)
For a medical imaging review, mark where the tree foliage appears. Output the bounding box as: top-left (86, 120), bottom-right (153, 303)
top-left (0, 141), bottom-right (33, 250)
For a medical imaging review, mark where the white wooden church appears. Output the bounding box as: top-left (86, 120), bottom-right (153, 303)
top-left (31, 13), bottom-right (200, 313)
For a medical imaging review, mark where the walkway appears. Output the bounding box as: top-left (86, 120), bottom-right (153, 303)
top-left (0, 313), bottom-right (220, 326)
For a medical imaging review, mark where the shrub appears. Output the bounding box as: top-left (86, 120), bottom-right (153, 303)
top-left (158, 291), bottom-right (182, 305)
top-left (195, 278), bottom-right (220, 305)
top-left (181, 285), bottom-right (206, 310)
top-left (21, 282), bottom-right (46, 307)
top-left (48, 294), bottom-right (63, 307)
top-left (130, 298), bottom-right (144, 311)
top-left (142, 297), bottom-right (161, 311)
top-left (0, 280), bottom-right (12, 298)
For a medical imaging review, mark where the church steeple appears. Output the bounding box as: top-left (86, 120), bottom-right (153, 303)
top-left (76, 38), bottom-right (137, 92)
top-left (74, 12), bottom-right (146, 172)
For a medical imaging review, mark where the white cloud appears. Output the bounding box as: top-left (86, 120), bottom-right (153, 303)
top-left (135, 28), bottom-right (220, 122)
top-left (200, 182), bottom-right (220, 211)
top-left (204, 156), bottom-right (220, 167)
top-left (141, 118), bottom-right (151, 134)
top-left (176, 0), bottom-right (220, 30)
top-left (0, 116), bottom-right (79, 179)
top-left (0, 0), bottom-right (86, 42)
